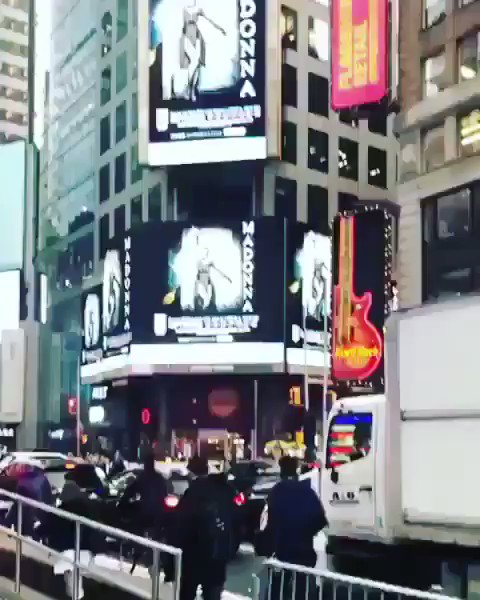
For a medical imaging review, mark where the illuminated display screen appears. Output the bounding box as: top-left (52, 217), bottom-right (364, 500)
top-left (326, 412), bottom-right (372, 468)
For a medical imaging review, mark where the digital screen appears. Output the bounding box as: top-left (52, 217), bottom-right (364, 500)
top-left (140, 0), bottom-right (273, 165)
top-left (327, 412), bottom-right (372, 468)
top-left (331, 0), bottom-right (389, 110)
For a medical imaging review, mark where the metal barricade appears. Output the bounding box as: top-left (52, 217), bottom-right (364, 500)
top-left (0, 487), bottom-right (182, 600)
top-left (254, 558), bottom-right (459, 600)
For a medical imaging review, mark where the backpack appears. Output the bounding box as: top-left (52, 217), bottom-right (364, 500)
top-left (195, 496), bottom-right (233, 562)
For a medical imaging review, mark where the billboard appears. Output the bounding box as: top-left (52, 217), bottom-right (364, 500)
top-left (331, 0), bottom-right (389, 110)
top-left (138, 0), bottom-right (281, 166)
top-left (81, 285), bottom-right (102, 366)
top-left (0, 141), bottom-right (25, 271)
top-left (331, 209), bottom-right (393, 392)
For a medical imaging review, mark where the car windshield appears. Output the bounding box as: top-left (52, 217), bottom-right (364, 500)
top-left (67, 465), bottom-right (103, 491)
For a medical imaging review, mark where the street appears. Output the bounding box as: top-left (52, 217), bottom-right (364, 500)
top-left (225, 545), bottom-right (262, 598)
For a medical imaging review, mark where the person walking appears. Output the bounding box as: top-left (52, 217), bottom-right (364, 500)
top-left (168, 455), bottom-right (235, 600)
top-left (255, 456), bottom-right (327, 599)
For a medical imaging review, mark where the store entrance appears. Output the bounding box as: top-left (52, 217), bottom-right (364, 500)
top-left (172, 429), bottom-right (248, 463)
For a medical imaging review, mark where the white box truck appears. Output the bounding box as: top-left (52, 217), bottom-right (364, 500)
top-left (322, 297), bottom-right (480, 596)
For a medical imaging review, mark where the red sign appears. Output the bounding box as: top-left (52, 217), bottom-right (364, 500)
top-left (332, 215), bottom-right (382, 381)
top-left (208, 389), bottom-right (239, 419)
top-left (331, 0), bottom-right (389, 110)
top-left (68, 397), bottom-right (78, 416)
top-left (141, 408), bottom-right (151, 425)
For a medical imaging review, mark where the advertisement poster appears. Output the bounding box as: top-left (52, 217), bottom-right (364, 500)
top-left (81, 286), bottom-right (103, 366)
top-left (130, 218), bottom-right (285, 345)
top-left (331, 209), bottom-right (393, 392)
top-left (140, 0), bottom-right (278, 165)
top-left (331, 0), bottom-right (389, 110)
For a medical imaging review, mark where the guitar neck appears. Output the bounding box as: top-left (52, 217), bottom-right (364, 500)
top-left (337, 217), bottom-right (354, 343)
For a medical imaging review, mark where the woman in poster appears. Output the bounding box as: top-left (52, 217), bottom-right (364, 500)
top-left (173, 0), bottom-right (227, 101)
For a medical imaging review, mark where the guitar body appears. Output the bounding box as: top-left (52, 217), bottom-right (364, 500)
top-left (332, 285), bottom-right (382, 381)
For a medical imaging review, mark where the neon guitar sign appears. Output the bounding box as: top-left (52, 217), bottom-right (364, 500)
top-left (332, 216), bottom-right (383, 381)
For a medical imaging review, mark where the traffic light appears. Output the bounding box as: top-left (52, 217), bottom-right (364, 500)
top-left (67, 397), bottom-right (78, 416)
top-left (289, 386), bottom-right (302, 407)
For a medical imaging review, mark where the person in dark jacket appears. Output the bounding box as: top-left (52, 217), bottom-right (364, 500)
top-left (258, 456), bottom-right (327, 599)
top-left (118, 452), bottom-right (168, 535)
top-left (169, 455), bottom-right (236, 600)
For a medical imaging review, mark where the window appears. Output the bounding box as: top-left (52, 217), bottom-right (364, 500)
top-left (368, 109), bottom-right (387, 136)
top-left (459, 109), bottom-right (480, 156)
top-left (282, 121), bottom-right (297, 164)
top-left (308, 17), bottom-right (329, 60)
top-left (115, 153), bottom-right (126, 194)
top-left (115, 101), bottom-right (127, 142)
top-left (99, 164), bottom-right (110, 203)
top-left (101, 11), bottom-right (112, 56)
top-left (423, 125), bottom-right (444, 172)
top-left (308, 129), bottom-right (329, 173)
top-left (148, 184), bottom-right (162, 221)
top-left (308, 73), bottom-right (329, 117)
top-left (339, 110), bottom-right (358, 128)
top-left (437, 188), bottom-right (471, 239)
top-left (458, 32), bottom-right (480, 81)
top-left (131, 143), bottom-right (142, 184)
top-left (130, 195), bottom-right (143, 228)
top-left (307, 185), bottom-right (329, 233)
top-left (275, 177), bottom-right (297, 222)
top-left (132, 92), bottom-right (138, 130)
top-left (459, 0), bottom-right (478, 6)
top-left (423, 52), bottom-right (446, 97)
top-left (101, 67), bottom-right (111, 105)
top-left (338, 138), bottom-right (358, 181)
top-left (117, 0), bottom-right (128, 41)
top-left (399, 131), bottom-right (419, 182)
top-left (114, 205), bottom-right (125, 236)
top-left (99, 215), bottom-right (110, 257)
top-left (424, 0), bottom-right (446, 29)
top-left (437, 267), bottom-right (472, 298)
top-left (100, 115), bottom-right (110, 155)
top-left (0, 40), bottom-right (27, 57)
top-left (326, 413), bottom-right (372, 468)
top-left (282, 64), bottom-right (297, 107)
top-left (281, 6), bottom-right (297, 50)
top-left (368, 147), bottom-right (387, 189)
top-left (116, 52), bottom-right (127, 93)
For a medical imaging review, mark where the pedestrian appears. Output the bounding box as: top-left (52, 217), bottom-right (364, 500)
top-left (168, 455), bottom-right (235, 600)
top-left (108, 450), bottom-right (126, 479)
top-left (255, 456), bottom-right (327, 599)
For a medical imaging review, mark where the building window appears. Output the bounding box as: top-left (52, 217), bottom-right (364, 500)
top-left (338, 110), bottom-right (358, 128)
top-left (99, 215), bottom-right (110, 258)
top-left (307, 185), bottom-right (329, 233)
top-left (101, 11), bottom-right (112, 56)
top-left (308, 17), bottom-right (329, 60)
top-left (282, 121), bottom-right (297, 164)
top-left (422, 125), bottom-right (444, 172)
top-left (117, 0), bottom-right (128, 41)
top-left (115, 153), bottom-right (126, 194)
top-left (399, 131), bottom-right (419, 182)
top-left (101, 67), bottom-right (111, 105)
top-left (308, 129), bottom-right (329, 173)
top-left (368, 147), bottom-right (387, 189)
top-left (281, 6), bottom-right (297, 51)
top-left (275, 177), bottom-right (297, 222)
top-left (459, 32), bottom-right (480, 81)
top-left (114, 205), bottom-right (126, 236)
top-left (148, 184), bottom-right (162, 221)
top-left (458, 0), bottom-right (477, 8)
top-left (130, 195), bottom-right (143, 228)
top-left (423, 52), bottom-right (446, 97)
top-left (100, 115), bottom-right (110, 155)
top-left (368, 109), bottom-right (387, 136)
top-left (99, 164), bottom-right (110, 203)
top-left (424, 0), bottom-right (446, 29)
top-left (132, 92), bottom-right (138, 130)
top-left (308, 73), bottom-right (329, 117)
top-left (282, 64), bottom-right (297, 107)
top-left (338, 137), bottom-right (358, 181)
top-left (116, 52), bottom-right (127, 93)
top-left (115, 101), bottom-right (127, 142)
top-left (131, 143), bottom-right (142, 184)
top-left (437, 188), bottom-right (471, 239)
top-left (459, 109), bottom-right (480, 156)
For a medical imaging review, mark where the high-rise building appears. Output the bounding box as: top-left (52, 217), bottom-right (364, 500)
top-left (396, 0), bottom-right (480, 307)
top-left (36, 0), bottom-right (399, 454)
top-left (0, 0), bottom-right (29, 143)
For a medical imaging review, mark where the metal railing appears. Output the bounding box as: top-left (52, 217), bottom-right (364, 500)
top-left (0, 487), bottom-right (182, 600)
top-left (253, 558), bottom-right (460, 600)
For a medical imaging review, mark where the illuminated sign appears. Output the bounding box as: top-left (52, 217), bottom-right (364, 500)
top-left (141, 408), bottom-right (152, 425)
top-left (331, 0), bottom-right (389, 110)
top-left (68, 397), bottom-right (78, 416)
top-left (138, 0), bottom-right (281, 166)
top-left (331, 210), bottom-right (393, 390)
top-left (289, 386), bottom-right (302, 406)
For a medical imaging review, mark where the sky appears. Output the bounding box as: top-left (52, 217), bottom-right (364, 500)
top-left (34, 0), bottom-right (52, 148)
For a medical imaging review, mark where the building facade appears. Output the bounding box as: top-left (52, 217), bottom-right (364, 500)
top-left (396, 0), bottom-right (480, 307)
top-left (36, 0), bottom-right (399, 454)
top-left (0, 0), bottom-right (29, 143)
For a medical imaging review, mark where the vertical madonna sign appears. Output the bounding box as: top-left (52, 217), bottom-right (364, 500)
top-left (331, 209), bottom-right (393, 393)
